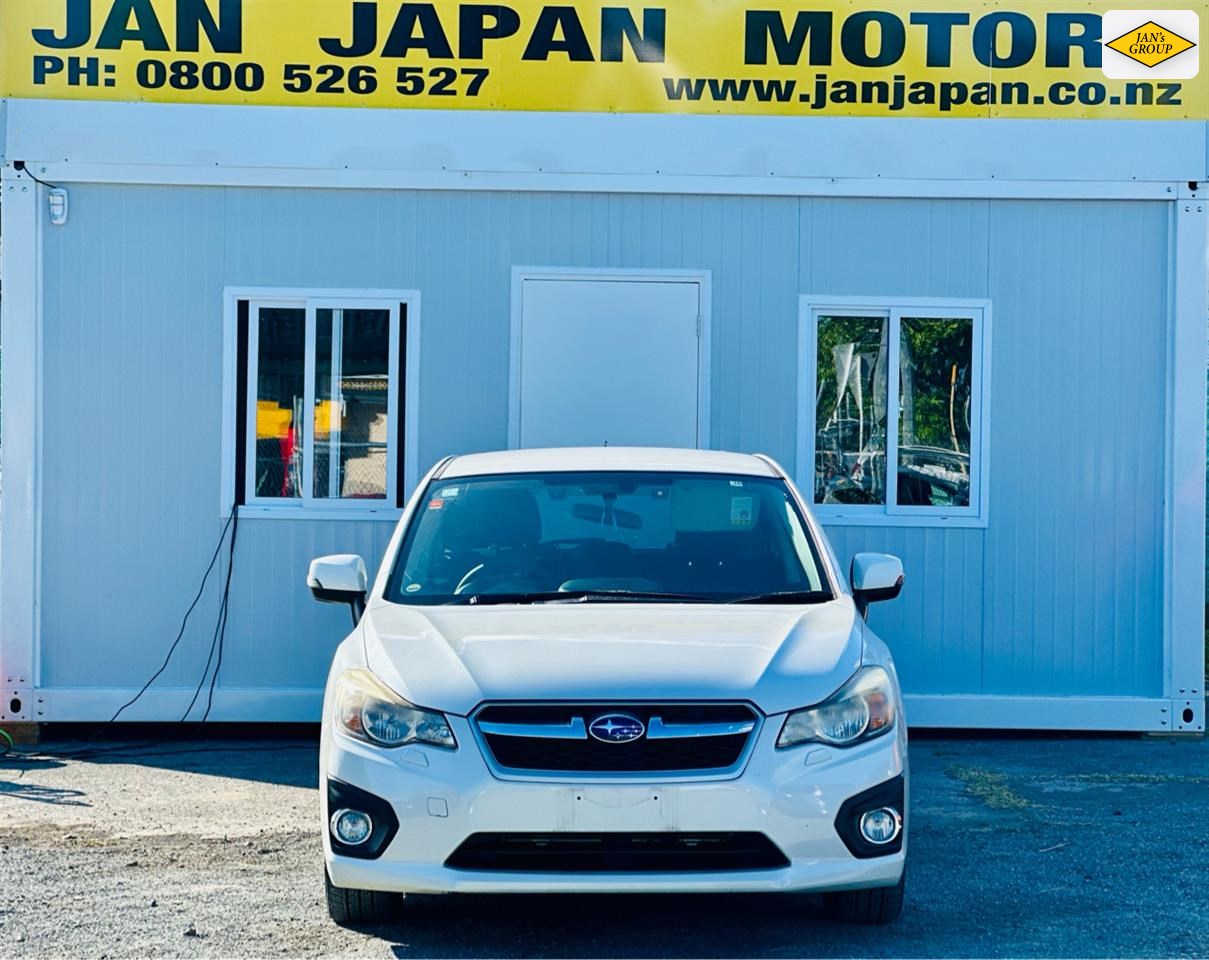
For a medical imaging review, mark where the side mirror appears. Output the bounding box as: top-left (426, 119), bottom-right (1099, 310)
top-left (850, 553), bottom-right (904, 618)
top-left (308, 554), bottom-right (368, 626)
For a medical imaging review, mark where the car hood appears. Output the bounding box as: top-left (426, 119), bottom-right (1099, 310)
top-left (362, 600), bottom-right (863, 716)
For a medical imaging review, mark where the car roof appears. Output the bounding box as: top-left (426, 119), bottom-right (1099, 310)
top-left (439, 447), bottom-right (780, 479)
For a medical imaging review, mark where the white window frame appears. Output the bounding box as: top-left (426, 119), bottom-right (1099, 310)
top-left (221, 287), bottom-right (421, 521)
top-left (797, 295), bottom-right (992, 528)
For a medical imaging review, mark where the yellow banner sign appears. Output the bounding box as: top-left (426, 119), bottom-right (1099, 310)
top-left (1, 0), bottom-right (1205, 118)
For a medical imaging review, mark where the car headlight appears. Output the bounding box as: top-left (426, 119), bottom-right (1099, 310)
top-left (777, 665), bottom-right (896, 748)
top-left (334, 668), bottom-right (456, 749)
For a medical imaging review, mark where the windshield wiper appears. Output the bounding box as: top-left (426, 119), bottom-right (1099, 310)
top-left (445, 589), bottom-right (717, 606)
top-left (725, 590), bottom-right (833, 605)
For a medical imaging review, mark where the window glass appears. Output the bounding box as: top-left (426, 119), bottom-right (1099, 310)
top-left (314, 308), bottom-right (392, 500)
top-left (242, 297), bottom-right (399, 508)
top-left (807, 303), bottom-right (985, 519)
top-left (814, 316), bottom-right (889, 505)
top-left (253, 307), bottom-right (306, 499)
top-left (386, 472), bottom-right (829, 604)
top-left (898, 317), bottom-right (973, 508)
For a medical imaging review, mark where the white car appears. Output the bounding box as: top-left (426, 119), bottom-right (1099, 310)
top-left (309, 448), bottom-right (908, 927)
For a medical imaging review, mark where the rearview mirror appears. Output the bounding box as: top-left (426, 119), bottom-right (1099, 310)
top-left (308, 554), bottom-right (368, 626)
top-left (571, 502), bottom-right (643, 529)
top-left (850, 553), bottom-right (904, 618)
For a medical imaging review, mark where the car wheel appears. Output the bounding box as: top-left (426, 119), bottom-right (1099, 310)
top-left (822, 872), bottom-right (905, 925)
top-left (324, 869), bottom-right (400, 926)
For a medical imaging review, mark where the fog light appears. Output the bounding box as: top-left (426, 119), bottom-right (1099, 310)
top-left (859, 807), bottom-right (901, 845)
top-left (331, 808), bottom-right (373, 846)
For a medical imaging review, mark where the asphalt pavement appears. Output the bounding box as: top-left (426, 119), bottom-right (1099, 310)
top-left (2, 730), bottom-right (1207, 958)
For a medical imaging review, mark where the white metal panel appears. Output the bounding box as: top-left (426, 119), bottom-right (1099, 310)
top-left (904, 695), bottom-right (1174, 731)
top-left (22, 163), bottom-right (1192, 201)
top-left (4, 100), bottom-right (1207, 185)
top-left (514, 276), bottom-right (701, 449)
top-left (0, 168), bottom-right (40, 724)
top-left (978, 199), bottom-right (1170, 700)
top-left (1164, 194), bottom-right (1208, 728)
top-left (35, 686), bottom-right (322, 723)
top-left (802, 196), bottom-right (1177, 706)
top-left (22, 184), bottom-right (1197, 728)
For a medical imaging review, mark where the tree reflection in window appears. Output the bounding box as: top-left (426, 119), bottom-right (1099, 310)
top-left (814, 316), bottom-right (889, 505)
top-left (898, 318), bottom-right (972, 508)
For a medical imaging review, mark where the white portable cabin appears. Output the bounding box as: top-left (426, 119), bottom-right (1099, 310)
top-left (0, 1), bottom-right (1205, 732)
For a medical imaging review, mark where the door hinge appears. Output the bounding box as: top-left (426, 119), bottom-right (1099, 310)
top-left (696, 314), bottom-right (703, 337)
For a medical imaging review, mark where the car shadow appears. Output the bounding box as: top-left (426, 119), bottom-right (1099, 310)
top-left (370, 891), bottom-right (906, 959)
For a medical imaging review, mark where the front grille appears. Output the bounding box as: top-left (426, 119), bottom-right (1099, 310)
top-left (445, 832), bottom-right (789, 872)
top-left (474, 703), bottom-right (759, 774)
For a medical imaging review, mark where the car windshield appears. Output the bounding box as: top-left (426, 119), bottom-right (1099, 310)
top-left (385, 470), bottom-right (833, 605)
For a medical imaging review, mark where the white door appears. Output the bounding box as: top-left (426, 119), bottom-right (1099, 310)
top-left (513, 277), bottom-right (704, 449)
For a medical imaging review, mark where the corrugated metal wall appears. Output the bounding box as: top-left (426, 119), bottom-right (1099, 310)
top-left (38, 185), bottom-right (1169, 711)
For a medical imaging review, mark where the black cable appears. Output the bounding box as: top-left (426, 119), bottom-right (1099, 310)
top-left (13, 512), bottom-right (236, 759)
top-left (103, 510), bottom-right (235, 729)
top-left (13, 161), bottom-right (58, 190)
top-left (202, 507), bottom-right (239, 722)
top-left (180, 510), bottom-right (233, 721)
top-left (9, 511), bottom-right (241, 762)
top-left (179, 604), bottom-right (220, 723)
top-left (181, 506), bottom-right (238, 723)
top-left (202, 591), bottom-right (232, 721)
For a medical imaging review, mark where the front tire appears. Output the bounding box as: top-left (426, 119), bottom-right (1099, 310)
top-left (324, 869), bottom-right (400, 926)
top-left (822, 872), bottom-right (905, 924)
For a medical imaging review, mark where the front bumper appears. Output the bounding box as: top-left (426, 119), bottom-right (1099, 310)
top-left (323, 716), bottom-right (907, 894)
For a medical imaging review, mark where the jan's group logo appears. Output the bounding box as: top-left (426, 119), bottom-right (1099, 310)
top-left (1102, 10), bottom-right (1199, 78)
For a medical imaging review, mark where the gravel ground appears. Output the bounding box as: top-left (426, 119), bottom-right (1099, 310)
top-left (2, 730), bottom-right (1208, 958)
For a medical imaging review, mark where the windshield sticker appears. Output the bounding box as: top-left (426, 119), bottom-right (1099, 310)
top-left (428, 498), bottom-right (445, 510)
top-left (729, 480), bottom-right (744, 487)
top-left (731, 496), bottom-right (754, 526)
top-left (405, 583), bottom-right (423, 593)
top-left (438, 487), bottom-right (460, 498)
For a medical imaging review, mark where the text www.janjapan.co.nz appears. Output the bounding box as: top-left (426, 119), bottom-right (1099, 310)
top-left (662, 74), bottom-right (1183, 111)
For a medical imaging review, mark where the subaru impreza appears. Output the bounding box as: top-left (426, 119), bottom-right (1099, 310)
top-left (309, 447), bottom-right (908, 926)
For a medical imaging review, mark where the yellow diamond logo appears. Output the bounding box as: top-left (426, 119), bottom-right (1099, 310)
top-left (1105, 20), bottom-right (1197, 68)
